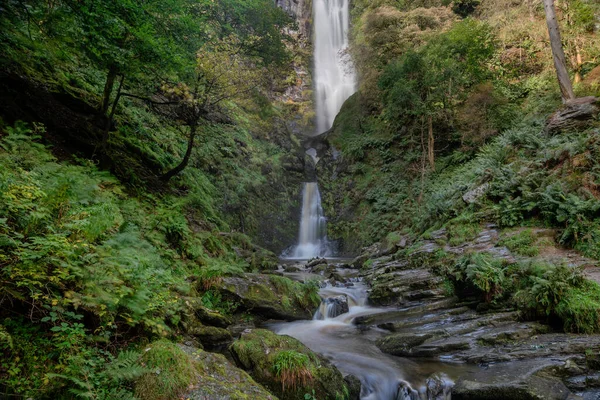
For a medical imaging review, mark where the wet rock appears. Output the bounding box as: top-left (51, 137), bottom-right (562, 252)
top-left (328, 271), bottom-right (345, 283)
top-left (230, 329), bottom-right (347, 400)
top-left (217, 274), bottom-right (320, 321)
top-left (426, 373), bottom-right (452, 400)
top-left (180, 344), bottom-right (277, 400)
top-left (283, 265), bottom-right (300, 273)
top-left (311, 263), bottom-right (329, 274)
top-left (315, 295), bottom-right (349, 319)
top-left (307, 257), bottom-right (328, 268)
top-left (344, 374), bottom-right (361, 400)
top-left (376, 333), bottom-right (434, 356)
top-left (396, 381), bottom-right (420, 400)
top-left (453, 373), bottom-right (574, 400)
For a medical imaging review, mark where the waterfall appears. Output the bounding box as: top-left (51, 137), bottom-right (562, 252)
top-left (313, 0), bottom-right (356, 133)
top-left (285, 0), bottom-right (355, 259)
top-left (292, 182), bottom-right (330, 259)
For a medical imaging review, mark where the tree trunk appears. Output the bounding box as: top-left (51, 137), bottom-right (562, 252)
top-left (418, 117), bottom-right (426, 204)
top-left (161, 122), bottom-right (197, 181)
top-left (102, 75), bottom-right (125, 148)
top-left (543, 0), bottom-right (575, 102)
top-left (101, 66), bottom-right (118, 113)
top-left (428, 116), bottom-right (435, 171)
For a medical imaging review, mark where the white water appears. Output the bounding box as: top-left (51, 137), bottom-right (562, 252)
top-left (270, 281), bottom-right (450, 400)
top-left (313, 0), bottom-right (356, 133)
top-left (290, 182), bottom-right (330, 259)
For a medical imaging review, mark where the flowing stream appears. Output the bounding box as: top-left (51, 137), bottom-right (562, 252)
top-left (269, 274), bottom-right (466, 400)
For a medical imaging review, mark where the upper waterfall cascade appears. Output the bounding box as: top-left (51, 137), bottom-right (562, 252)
top-left (313, 0), bottom-right (356, 133)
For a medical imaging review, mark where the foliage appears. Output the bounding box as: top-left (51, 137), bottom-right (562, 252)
top-left (498, 229), bottom-right (540, 257)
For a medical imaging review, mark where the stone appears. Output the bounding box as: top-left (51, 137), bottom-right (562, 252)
top-left (307, 257), bottom-right (328, 268)
top-left (344, 374), bottom-right (361, 400)
top-left (189, 324), bottom-right (232, 348)
top-left (315, 295), bottom-right (349, 319)
top-left (179, 344), bottom-right (277, 400)
top-left (376, 333), bottom-right (434, 356)
top-left (283, 265), bottom-right (300, 273)
top-left (230, 329), bottom-right (348, 400)
top-left (217, 274), bottom-right (320, 321)
top-left (463, 183), bottom-right (491, 204)
top-left (453, 373), bottom-right (574, 400)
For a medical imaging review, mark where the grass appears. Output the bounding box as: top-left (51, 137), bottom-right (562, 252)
top-left (499, 229), bottom-right (540, 257)
top-left (272, 350), bottom-right (314, 391)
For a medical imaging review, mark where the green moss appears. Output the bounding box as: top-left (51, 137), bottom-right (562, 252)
top-left (230, 329), bottom-right (348, 400)
top-left (135, 341), bottom-right (197, 400)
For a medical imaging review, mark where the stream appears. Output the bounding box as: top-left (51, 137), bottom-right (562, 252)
top-left (268, 265), bottom-right (476, 400)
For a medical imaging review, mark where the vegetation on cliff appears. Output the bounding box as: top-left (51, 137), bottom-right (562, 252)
top-left (0, 0), bottom-right (319, 398)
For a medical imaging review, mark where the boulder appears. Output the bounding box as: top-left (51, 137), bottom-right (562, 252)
top-left (307, 257), bottom-right (328, 268)
top-left (217, 274), bottom-right (320, 321)
top-left (230, 329), bottom-right (348, 400)
top-left (188, 324), bottom-right (233, 348)
top-left (179, 344), bottom-right (277, 400)
top-left (284, 265), bottom-right (301, 273)
top-left (376, 333), bottom-right (434, 356)
top-left (314, 295), bottom-right (349, 319)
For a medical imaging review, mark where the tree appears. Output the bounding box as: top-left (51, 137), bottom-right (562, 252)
top-left (543, 0), bottom-right (575, 102)
top-left (158, 36), bottom-right (264, 181)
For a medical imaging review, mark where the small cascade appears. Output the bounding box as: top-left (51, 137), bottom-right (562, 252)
top-left (290, 182), bottom-right (330, 259)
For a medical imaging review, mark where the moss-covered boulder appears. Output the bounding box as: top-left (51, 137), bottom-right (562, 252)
top-left (135, 340), bottom-right (276, 400)
top-left (180, 344), bottom-right (277, 400)
top-left (230, 329), bottom-right (349, 400)
top-left (135, 340), bottom-right (198, 400)
top-left (188, 323), bottom-right (233, 348)
top-left (218, 274), bottom-right (320, 321)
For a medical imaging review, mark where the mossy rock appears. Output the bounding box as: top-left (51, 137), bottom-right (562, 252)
top-left (376, 333), bottom-right (434, 356)
top-left (230, 329), bottom-right (349, 400)
top-left (189, 324), bottom-right (233, 348)
top-left (184, 296), bottom-right (233, 328)
top-left (180, 344), bottom-right (277, 400)
top-left (135, 340), bottom-right (197, 400)
top-left (218, 274), bottom-right (320, 321)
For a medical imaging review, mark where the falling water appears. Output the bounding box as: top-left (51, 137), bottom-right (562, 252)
top-left (313, 0), bottom-right (356, 133)
top-left (291, 182), bottom-right (330, 259)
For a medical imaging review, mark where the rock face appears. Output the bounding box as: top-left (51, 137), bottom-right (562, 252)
top-left (230, 329), bottom-right (348, 400)
top-left (179, 344), bottom-right (277, 400)
top-left (217, 274), bottom-right (320, 321)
